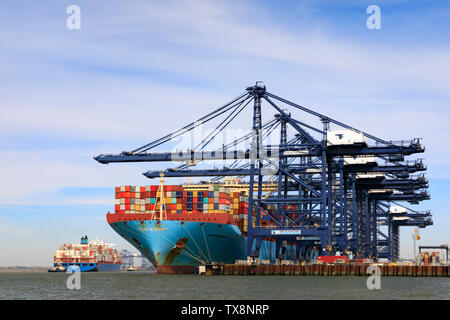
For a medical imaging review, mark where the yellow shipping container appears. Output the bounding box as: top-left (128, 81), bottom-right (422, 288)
top-left (177, 204), bottom-right (182, 210)
top-left (208, 204), bottom-right (214, 210)
top-left (135, 205), bottom-right (140, 211)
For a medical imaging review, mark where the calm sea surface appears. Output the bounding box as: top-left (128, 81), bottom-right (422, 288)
top-left (0, 272), bottom-right (449, 300)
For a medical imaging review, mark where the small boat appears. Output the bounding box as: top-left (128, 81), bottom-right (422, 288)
top-left (48, 265), bottom-right (66, 272)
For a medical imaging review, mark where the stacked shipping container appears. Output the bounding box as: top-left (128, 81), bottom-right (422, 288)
top-left (112, 184), bottom-right (301, 233)
top-left (113, 184), bottom-right (259, 232)
top-left (114, 185), bottom-right (249, 215)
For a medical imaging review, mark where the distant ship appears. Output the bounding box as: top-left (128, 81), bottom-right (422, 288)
top-left (49, 236), bottom-right (122, 272)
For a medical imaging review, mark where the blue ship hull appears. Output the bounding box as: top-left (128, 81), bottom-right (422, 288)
top-left (109, 220), bottom-right (296, 273)
top-left (54, 262), bottom-right (121, 272)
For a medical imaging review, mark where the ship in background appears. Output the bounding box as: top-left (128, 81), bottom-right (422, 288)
top-left (107, 177), bottom-right (299, 274)
top-left (49, 236), bottom-right (122, 272)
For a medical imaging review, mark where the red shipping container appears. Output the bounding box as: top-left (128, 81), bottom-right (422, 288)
top-left (130, 192), bottom-right (135, 198)
top-left (115, 205), bottom-right (120, 212)
top-left (317, 256), bottom-right (347, 264)
top-left (140, 187), bottom-right (146, 193)
top-left (125, 186), bottom-right (131, 192)
top-left (115, 187), bottom-right (120, 193)
top-left (125, 204), bottom-right (130, 210)
top-left (125, 198), bottom-right (130, 205)
top-left (219, 192), bottom-right (230, 199)
top-left (125, 192), bottom-right (130, 198)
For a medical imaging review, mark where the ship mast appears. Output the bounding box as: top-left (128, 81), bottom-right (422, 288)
top-left (151, 171), bottom-right (167, 220)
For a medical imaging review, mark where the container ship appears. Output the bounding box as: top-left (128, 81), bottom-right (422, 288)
top-left (49, 236), bottom-right (122, 272)
top-left (107, 177), bottom-right (298, 274)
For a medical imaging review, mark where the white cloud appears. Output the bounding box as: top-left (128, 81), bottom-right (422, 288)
top-left (1, 0), bottom-right (449, 201)
top-left (0, 149), bottom-right (155, 204)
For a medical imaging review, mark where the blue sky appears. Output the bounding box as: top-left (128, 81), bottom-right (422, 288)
top-left (1, 0), bottom-right (449, 265)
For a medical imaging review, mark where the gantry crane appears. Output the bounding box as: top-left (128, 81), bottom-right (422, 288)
top-left (95, 82), bottom-right (432, 262)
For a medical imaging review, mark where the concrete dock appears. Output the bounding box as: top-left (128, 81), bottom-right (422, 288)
top-left (198, 263), bottom-right (449, 277)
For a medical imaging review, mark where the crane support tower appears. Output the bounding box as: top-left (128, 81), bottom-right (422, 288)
top-left (95, 83), bottom-right (433, 262)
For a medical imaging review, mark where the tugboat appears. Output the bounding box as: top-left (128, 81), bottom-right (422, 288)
top-left (50, 236), bottom-right (122, 272)
top-left (48, 263), bottom-right (66, 272)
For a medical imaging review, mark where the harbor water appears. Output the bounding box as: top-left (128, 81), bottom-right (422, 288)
top-left (0, 272), bottom-right (449, 300)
